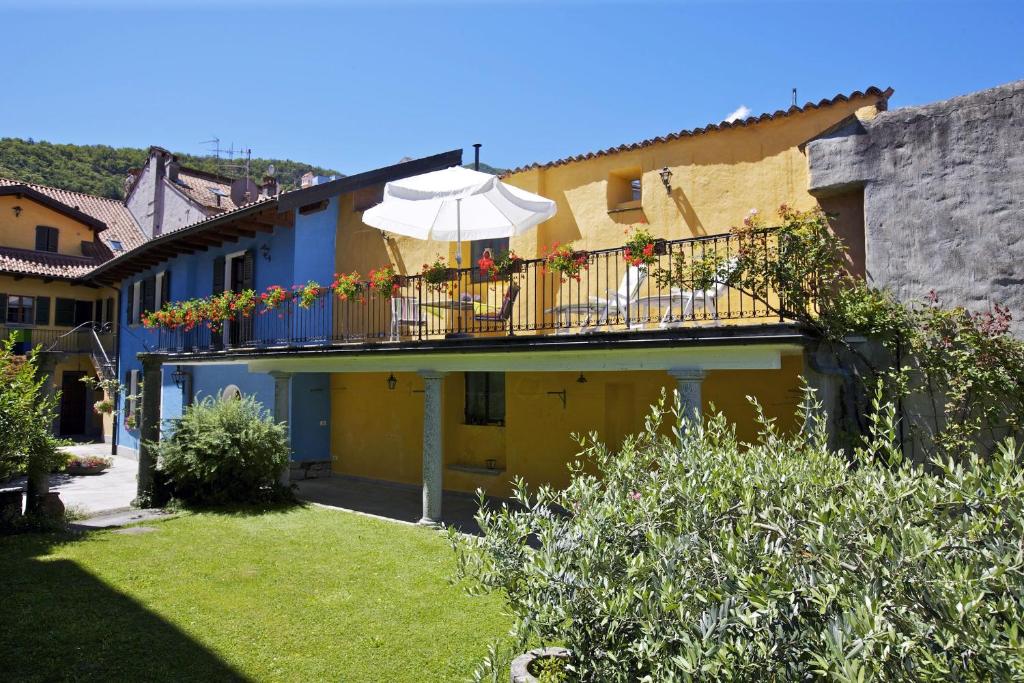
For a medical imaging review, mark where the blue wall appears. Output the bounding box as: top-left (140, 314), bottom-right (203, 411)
top-left (116, 200), bottom-right (339, 458)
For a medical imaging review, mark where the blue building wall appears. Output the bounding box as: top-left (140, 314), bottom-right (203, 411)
top-left (116, 199), bottom-right (339, 459)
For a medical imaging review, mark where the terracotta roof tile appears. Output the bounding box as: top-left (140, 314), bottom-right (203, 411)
top-left (0, 176), bottom-right (146, 254)
top-left (0, 245), bottom-right (99, 279)
top-left (506, 86), bottom-right (894, 175)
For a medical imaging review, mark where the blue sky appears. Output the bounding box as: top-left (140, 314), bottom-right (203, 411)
top-left (0, 1), bottom-right (1020, 174)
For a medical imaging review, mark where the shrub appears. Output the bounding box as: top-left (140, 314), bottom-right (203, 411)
top-left (452, 392), bottom-right (1024, 681)
top-left (153, 395), bottom-right (290, 505)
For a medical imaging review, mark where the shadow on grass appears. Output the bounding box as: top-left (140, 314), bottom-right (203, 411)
top-left (0, 531), bottom-right (250, 682)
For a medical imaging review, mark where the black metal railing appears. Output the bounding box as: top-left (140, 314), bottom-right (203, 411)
top-left (153, 228), bottom-right (790, 353)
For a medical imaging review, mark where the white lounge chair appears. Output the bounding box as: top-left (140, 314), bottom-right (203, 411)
top-left (660, 257), bottom-right (739, 327)
top-left (587, 264), bottom-right (647, 330)
top-left (389, 296), bottom-right (425, 341)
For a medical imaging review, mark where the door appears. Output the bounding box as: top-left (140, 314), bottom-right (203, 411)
top-left (228, 252), bottom-right (254, 347)
top-left (59, 370), bottom-right (87, 437)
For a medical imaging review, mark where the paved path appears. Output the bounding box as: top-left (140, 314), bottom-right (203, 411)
top-left (8, 443), bottom-right (137, 515)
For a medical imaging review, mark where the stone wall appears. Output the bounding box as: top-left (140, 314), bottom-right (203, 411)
top-left (807, 80), bottom-right (1024, 335)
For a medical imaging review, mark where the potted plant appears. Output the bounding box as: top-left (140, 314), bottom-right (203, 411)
top-left (124, 413), bottom-right (138, 431)
top-left (369, 264), bottom-right (403, 299)
top-left (511, 647), bottom-right (570, 682)
top-left (293, 281), bottom-right (324, 309)
top-left (93, 398), bottom-right (114, 415)
top-left (259, 284), bottom-right (291, 312)
top-left (421, 256), bottom-right (459, 293)
top-left (65, 455), bottom-right (113, 476)
top-left (477, 248), bottom-right (523, 281)
top-left (544, 242), bottom-right (590, 282)
top-left (622, 226), bottom-right (665, 268)
top-left (331, 272), bottom-right (365, 303)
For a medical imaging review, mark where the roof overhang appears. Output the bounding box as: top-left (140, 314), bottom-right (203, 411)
top-left (0, 185), bottom-right (108, 232)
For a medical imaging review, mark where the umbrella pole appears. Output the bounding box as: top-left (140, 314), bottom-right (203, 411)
top-left (455, 198), bottom-right (463, 335)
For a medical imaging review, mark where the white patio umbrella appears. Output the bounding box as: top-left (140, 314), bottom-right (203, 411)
top-left (362, 166), bottom-right (557, 267)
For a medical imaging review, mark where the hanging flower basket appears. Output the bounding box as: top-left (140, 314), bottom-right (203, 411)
top-left (478, 249), bottom-right (524, 280)
top-left (622, 226), bottom-right (663, 268)
top-left (369, 265), bottom-right (403, 299)
top-left (93, 399), bottom-right (115, 415)
top-left (544, 242), bottom-right (590, 282)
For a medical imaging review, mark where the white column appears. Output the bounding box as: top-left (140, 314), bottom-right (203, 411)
top-left (418, 371), bottom-right (447, 525)
top-left (270, 371), bottom-right (293, 486)
top-left (668, 367), bottom-right (706, 421)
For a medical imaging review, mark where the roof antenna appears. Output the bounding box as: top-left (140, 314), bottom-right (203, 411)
top-left (792, 88), bottom-right (798, 107)
top-left (473, 143), bottom-right (481, 171)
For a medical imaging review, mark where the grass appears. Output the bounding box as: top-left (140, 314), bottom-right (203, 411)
top-left (0, 505), bottom-right (511, 682)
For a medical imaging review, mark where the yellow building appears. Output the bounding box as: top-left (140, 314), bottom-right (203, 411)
top-left (0, 179), bottom-right (140, 440)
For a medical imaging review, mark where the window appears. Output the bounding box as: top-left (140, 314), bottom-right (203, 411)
top-left (6, 295), bottom-right (34, 324)
top-left (471, 238), bottom-right (510, 282)
top-left (55, 298), bottom-right (94, 327)
top-left (465, 372), bottom-right (505, 425)
top-left (35, 226), bottom-right (59, 253)
top-left (108, 240), bottom-right (123, 252)
top-left (125, 369), bottom-right (140, 419)
top-left (607, 168), bottom-right (643, 210)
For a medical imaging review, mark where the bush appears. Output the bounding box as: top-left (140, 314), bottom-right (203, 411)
top-left (452, 392), bottom-right (1024, 681)
top-left (154, 395), bottom-right (290, 505)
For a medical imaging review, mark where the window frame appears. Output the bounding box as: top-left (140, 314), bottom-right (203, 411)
top-left (6, 295), bottom-right (35, 325)
top-left (35, 226), bottom-right (59, 253)
top-left (470, 238), bottom-right (511, 282)
top-left (464, 371), bottom-right (506, 426)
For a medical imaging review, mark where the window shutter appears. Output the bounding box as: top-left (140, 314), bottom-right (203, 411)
top-left (141, 277), bottom-right (156, 315)
top-left (0, 294), bottom-right (7, 320)
top-left (49, 228), bottom-right (58, 252)
top-left (242, 251), bottom-right (255, 290)
top-left (74, 300), bottom-right (92, 326)
top-left (105, 298), bottom-right (114, 325)
top-left (212, 256), bottom-right (225, 294)
top-left (55, 298), bottom-right (76, 327)
top-left (161, 271), bottom-right (171, 307)
top-left (35, 297), bottom-right (51, 326)
top-left (35, 227), bottom-right (45, 251)
top-left (126, 284), bottom-right (135, 325)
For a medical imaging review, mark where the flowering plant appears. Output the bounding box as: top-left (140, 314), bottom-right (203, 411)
top-left (622, 226), bottom-right (660, 268)
top-left (477, 248), bottom-right (523, 281)
top-left (259, 285), bottom-right (290, 311)
top-left (67, 455), bottom-right (112, 469)
top-left (124, 413), bottom-right (137, 430)
top-left (544, 242), bottom-right (590, 282)
top-left (293, 281), bottom-right (324, 309)
top-left (331, 272), bottom-right (364, 302)
top-left (369, 264), bottom-right (402, 298)
top-left (93, 398), bottom-right (114, 415)
top-left (421, 256), bottom-right (456, 293)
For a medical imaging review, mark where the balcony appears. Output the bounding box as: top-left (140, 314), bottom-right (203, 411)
top-left (1, 324), bottom-right (117, 364)
top-left (153, 228), bottom-right (795, 356)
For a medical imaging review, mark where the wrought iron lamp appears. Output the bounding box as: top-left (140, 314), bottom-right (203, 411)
top-left (576, 372), bottom-right (588, 384)
top-left (387, 373), bottom-right (398, 390)
top-left (171, 366), bottom-right (189, 390)
top-left (659, 167), bottom-right (673, 194)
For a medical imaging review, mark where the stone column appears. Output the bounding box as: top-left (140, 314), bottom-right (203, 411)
top-left (418, 371), bottom-right (446, 526)
top-left (668, 367), bottom-right (706, 422)
top-left (136, 354), bottom-right (163, 505)
top-left (26, 354), bottom-right (59, 513)
top-left (270, 372), bottom-right (293, 486)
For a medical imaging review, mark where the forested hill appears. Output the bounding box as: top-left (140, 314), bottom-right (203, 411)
top-left (0, 138), bottom-right (344, 199)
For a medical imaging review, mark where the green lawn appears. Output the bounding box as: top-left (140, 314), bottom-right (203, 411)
top-left (0, 506), bottom-right (510, 682)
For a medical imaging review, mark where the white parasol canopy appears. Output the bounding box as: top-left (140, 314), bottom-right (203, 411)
top-left (361, 166), bottom-right (557, 266)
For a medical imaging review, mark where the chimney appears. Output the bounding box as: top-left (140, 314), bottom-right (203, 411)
top-left (473, 143), bottom-right (481, 171)
top-left (261, 175), bottom-right (278, 197)
top-left (167, 159), bottom-right (180, 183)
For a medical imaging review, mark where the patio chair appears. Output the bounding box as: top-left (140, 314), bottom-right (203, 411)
top-left (587, 265), bottom-right (647, 329)
top-left (474, 284), bottom-right (520, 330)
top-left (389, 296), bottom-right (425, 341)
top-left (661, 257), bottom-right (739, 327)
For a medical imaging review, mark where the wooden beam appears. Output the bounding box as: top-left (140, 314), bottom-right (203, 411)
top-left (237, 220), bottom-right (275, 233)
top-left (220, 226), bottom-right (257, 239)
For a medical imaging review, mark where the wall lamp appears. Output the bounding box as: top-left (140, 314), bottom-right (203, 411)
top-left (171, 366), bottom-right (189, 390)
top-left (576, 372), bottom-right (588, 384)
top-left (659, 167), bottom-right (673, 194)
top-left (260, 243), bottom-right (271, 261)
top-left (387, 373), bottom-right (398, 390)
top-left (12, 205), bottom-right (22, 217)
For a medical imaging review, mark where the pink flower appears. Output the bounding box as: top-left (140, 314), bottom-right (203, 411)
top-left (629, 491), bottom-right (642, 501)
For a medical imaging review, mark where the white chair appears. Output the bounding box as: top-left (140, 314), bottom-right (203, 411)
top-left (587, 265), bottom-right (647, 330)
top-left (661, 257), bottom-right (738, 327)
top-left (389, 296), bottom-right (424, 341)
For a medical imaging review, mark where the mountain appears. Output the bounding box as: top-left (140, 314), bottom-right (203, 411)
top-left (0, 138), bottom-right (344, 200)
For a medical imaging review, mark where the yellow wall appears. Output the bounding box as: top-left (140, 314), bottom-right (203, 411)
top-left (0, 195), bottom-right (98, 257)
top-left (330, 354), bottom-right (805, 497)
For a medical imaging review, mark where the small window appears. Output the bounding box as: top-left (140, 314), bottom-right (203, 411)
top-left (465, 372), bottom-right (505, 426)
top-left (6, 295), bottom-right (34, 324)
top-left (108, 240), bottom-right (123, 252)
top-left (35, 226), bottom-right (59, 253)
top-left (607, 168), bottom-right (642, 210)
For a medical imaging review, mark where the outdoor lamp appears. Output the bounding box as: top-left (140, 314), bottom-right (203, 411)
top-left (260, 243), bottom-right (271, 261)
top-left (659, 167), bottom-right (673, 194)
top-left (171, 366), bottom-right (189, 389)
top-left (12, 205), bottom-right (22, 217)
top-left (576, 372), bottom-right (588, 384)
top-left (387, 373), bottom-right (398, 390)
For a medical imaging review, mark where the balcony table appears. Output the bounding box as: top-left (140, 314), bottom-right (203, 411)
top-left (420, 300), bottom-right (496, 338)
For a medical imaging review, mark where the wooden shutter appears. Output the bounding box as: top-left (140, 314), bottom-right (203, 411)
top-left (211, 257), bottom-right (225, 347)
top-left (55, 298), bottom-right (76, 327)
top-left (141, 277), bottom-right (156, 315)
top-left (0, 294), bottom-right (7, 323)
top-left (74, 300), bottom-right (93, 326)
top-left (242, 251), bottom-right (254, 290)
top-left (161, 271), bottom-right (171, 307)
top-left (126, 284), bottom-right (135, 325)
top-left (34, 226), bottom-right (58, 252)
top-left (35, 297), bottom-right (51, 326)
top-left (105, 297), bottom-right (114, 325)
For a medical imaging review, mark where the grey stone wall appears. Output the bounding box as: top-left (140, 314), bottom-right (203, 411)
top-left (807, 80), bottom-right (1024, 335)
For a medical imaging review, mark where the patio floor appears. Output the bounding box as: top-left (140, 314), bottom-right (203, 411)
top-left (294, 475), bottom-right (492, 534)
top-left (7, 443), bottom-right (136, 515)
